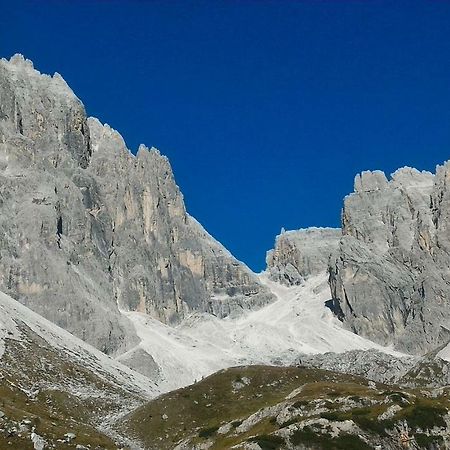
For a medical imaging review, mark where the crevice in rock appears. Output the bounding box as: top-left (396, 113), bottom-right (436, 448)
top-left (56, 216), bottom-right (63, 249)
top-left (16, 105), bottom-right (23, 135)
top-left (325, 298), bottom-right (345, 322)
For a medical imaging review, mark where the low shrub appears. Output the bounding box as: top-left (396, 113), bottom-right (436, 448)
top-left (198, 425), bottom-right (219, 438)
top-left (248, 434), bottom-right (285, 450)
top-left (291, 426), bottom-right (372, 450)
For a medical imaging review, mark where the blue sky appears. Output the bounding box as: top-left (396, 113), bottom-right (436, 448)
top-left (3, 1), bottom-right (450, 271)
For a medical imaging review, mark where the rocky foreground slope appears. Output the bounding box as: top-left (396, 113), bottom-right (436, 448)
top-left (0, 287), bottom-right (159, 449)
top-left (0, 271), bottom-right (447, 450)
top-left (1, 289), bottom-right (448, 450)
top-left (0, 54), bottom-right (274, 357)
top-left (121, 365), bottom-right (450, 450)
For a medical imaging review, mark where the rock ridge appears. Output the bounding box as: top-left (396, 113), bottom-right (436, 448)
top-left (0, 54), bottom-right (274, 355)
top-left (329, 165), bottom-right (450, 354)
top-left (266, 227), bottom-right (341, 285)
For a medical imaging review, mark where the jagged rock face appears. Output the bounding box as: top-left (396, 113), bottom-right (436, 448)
top-left (0, 54), bottom-right (91, 169)
top-left (88, 119), bottom-right (273, 323)
top-left (0, 55), bottom-right (134, 355)
top-left (329, 167), bottom-right (450, 355)
top-left (266, 228), bottom-right (341, 285)
top-left (0, 55), bottom-right (274, 355)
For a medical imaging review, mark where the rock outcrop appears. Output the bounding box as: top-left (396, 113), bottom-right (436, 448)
top-left (0, 54), bottom-right (274, 355)
top-left (399, 344), bottom-right (450, 388)
top-left (329, 167), bottom-right (450, 355)
top-left (266, 227), bottom-right (341, 285)
top-left (298, 350), bottom-right (417, 385)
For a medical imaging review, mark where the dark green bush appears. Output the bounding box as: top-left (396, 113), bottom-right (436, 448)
top-left (320, 411), bottom-right (345, 421)
top-left (402, 403), bottom-right (447, 430)
top-left (290, 426), bottom-right (372, 449)
top-left (415, 433), bottom-right (443, 448)
top-left (198, 425), bottom-right (219, 438)
top-left (248, 434), bottom-right (285, 450)
top-left (327, 391), bottom-right (340, 397)
top-left (382, 391), bottom-right (410, 406)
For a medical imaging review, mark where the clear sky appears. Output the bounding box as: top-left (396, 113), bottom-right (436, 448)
top-left (2, 1), bottom-right (450, 271)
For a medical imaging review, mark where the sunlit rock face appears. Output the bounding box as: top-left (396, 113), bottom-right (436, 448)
top-left (0, 55), bottom-right (274, 355)
top-left (329, 166), bottom-right (450, 355)
top-left (266, 227), bottom-right (341, 285)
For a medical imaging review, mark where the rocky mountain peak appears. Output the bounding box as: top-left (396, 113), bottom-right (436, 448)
top-left (0, 54), bottom-right (91, 169)
top-left (391, 166), bottom-right (434, 188)
top-left (266, 227), bottom-right (341, 285)
top-left (0, 55), bottom-right (275, 356)
top-left (353, 170), bottom-right (388, 193)
top-left (9, 53), bottom-right (34, 69)
top-left (331, 161), bottom-right (450, 354)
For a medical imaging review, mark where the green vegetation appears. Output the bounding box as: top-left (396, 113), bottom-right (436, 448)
top-left (415, 432), bottom-right (444, 448)
top-left (0, 336), bottom-right (121, 450)
top-left (121, 365), bottom-right (376, 449)
top-left (291, 426), bottom-right (372, 450)
top-left (120, 364), bottom-right (449, 450)
top-left (279, 416), bottom-right (302, 428)
top-left (326, 391), bottom-right (340, 397)
top-left (320, 397), bottom-right (449, 439)
top-left (292, 399), bottom-right (308, 408)
top-left (399, 401), bottom-right (447, 430)
top-left (248, 434), bottom-right (284, 450)
top-left (320, 406), bottom-right (391, 435)
top-left (199, 425), bottom-right (220, 438)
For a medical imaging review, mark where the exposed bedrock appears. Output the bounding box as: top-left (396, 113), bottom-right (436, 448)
top-left (329, 167), bottom-right (450, 355)
top-left (266, 227), bottom-right (341, 285)
top-left (0, 55), bottom-right (274, 355)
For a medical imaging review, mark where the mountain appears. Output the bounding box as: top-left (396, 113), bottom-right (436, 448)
top-left (0, 54), bottom-right (274, 358)
top-left (2, 53), bottom-right (450, 449)
top-left (264, 169), bottom-right (450, 358)
top-left (329, 167), bottom-right (450, 354)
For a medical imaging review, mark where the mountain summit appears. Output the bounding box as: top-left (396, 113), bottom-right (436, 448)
top-left (0, 54), bottom-right (275, 357)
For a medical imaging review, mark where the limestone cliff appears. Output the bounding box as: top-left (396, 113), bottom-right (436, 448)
top-left (266, 227), bottom-right (340, 285)
top-left (329, 167), bottom-right (450, 354)
top-left (0, 55), bottom-right (274, 355)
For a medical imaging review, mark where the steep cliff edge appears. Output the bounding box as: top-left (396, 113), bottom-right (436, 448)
top-left (329, 167), bottom-right (450, 355)
top-left (0, 54), bottom-right (274, 355)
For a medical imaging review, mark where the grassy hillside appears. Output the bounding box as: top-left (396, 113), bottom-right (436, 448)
top-left (123, 365), bottom-right (450, 450)
top-left (0, 326), bottom-right (148, 449)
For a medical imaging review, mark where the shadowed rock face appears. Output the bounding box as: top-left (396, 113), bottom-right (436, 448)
top-left (266, 228), bottom-right (341, 285)
top-left (329, 167), bottom-right (450, 355)
top-left (0, 55), bottom-right (274, 355)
